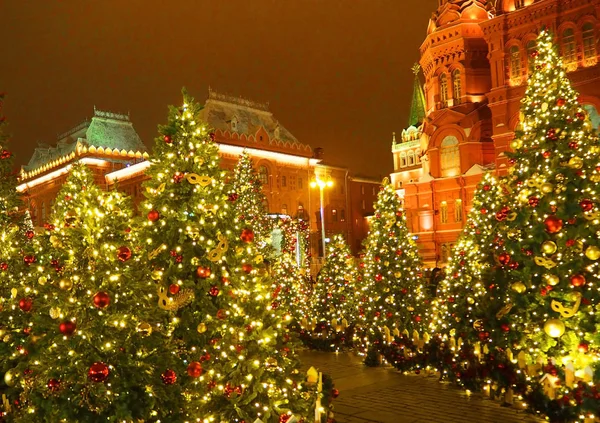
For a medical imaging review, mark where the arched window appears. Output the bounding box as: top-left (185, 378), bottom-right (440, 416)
top-left (281, 204), bottom-right (288, 215)
top-left (452, 69), bottom-right (462, 104)
top-left (258, 165), bottom-right (269, 185)
top-left (400, 152), bottom-right (407, 168)
top-left (439, 74), bottom-right (448, 107)
top-left (415, 148), bottom-right (421, 164)
top-left (562, 28), bottom-right (577, 67)
top-left (455, 199), bottom-right (463, 222)
top-left (583, 23), bottom-right (597, 65)
top-left (440, 201), bottom-right (448, 224)
top-left (440, 136), bottom-right (461, 177)
top-left (262, 198), bottom-right (269, 211)
top-left (408, 150), bottom-right (415, 166)
top-left (509, 45), bottom-right (521, 83)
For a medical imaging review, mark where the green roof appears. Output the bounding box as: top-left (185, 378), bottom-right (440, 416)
top-left (408, 64), bottom-right (426, 128)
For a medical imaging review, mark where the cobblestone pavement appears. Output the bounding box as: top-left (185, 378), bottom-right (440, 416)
top-left (300, 351), bottom-right (544, 423)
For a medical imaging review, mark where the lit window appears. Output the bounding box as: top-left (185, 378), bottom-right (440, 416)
top-left (332, 209), bottom-right (338, 222)
top-left (362, 200), bottom-right (366, 210)
top-left (526, 39), bottom-right (537, 68)
top-left (361, 185), bottom-right (365, 195)
top-left (416, 148), bottom-right (421, 163)
top-left (452, 69), bottom-right (461, 104)
top-left (583, 23), bottom-right (597, 65)
top-left (258, 165), bottom-right (269, 185)
top-left (439, 73), bottom-right (448, 107)
top-left (281, 175), bottom-right (287, 187)
top-left (440, 136), bottom-right (461, 177)
top-left (408, 151), bottom-right (415, 166)
top-left (515, 0), bottom-right (525, 9)
top-left (509, 45), bottom-right (521, 82)
top-left (340, 209), bottom-right (346, 222)
top-left (400, 152), bottom-right (407, 168)
top-left (455, 199), bottom-right (463, 222)
top-left (281, 204), bottom-right (288, 215)
top-left (372, 187), bottom-right (376, 195)
top-left (440, 201), bottom-right (448, 224)
top-left (563, 28), bottom-right (577, 66)
top-left (298, 177), bottom-right (303, 189)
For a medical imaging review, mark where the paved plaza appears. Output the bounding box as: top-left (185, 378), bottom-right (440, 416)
top-left (300, 351), bottom-right (544, 423)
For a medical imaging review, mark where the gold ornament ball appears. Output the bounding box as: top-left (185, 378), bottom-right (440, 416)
top-left (511, 282), bottom-right (527, 294)
top-left (4, 369), bottom-right (16, 387)
top-left (59, 279), bottom-right (73, 290)
top-left (575, 240), bottom-right (584, 252)
top-left (541, 183), bottom-right (554, 194)
top-left (568, 156), bottom-right (583, 169)
top-left (190, 257), bottom-right (200, 266)
top-left (544, 319), bottom-right (565, 338)
top-left (467, 297), bottom-right (475, 305)
top-left (197, 323), bottom-right (207, 334)
top-left (38, 276), bottom-right (47, 285)
top-left (150, 270), bottom-right (162, 281)
top-left (0, 326), bottom-right (5, 338)
top-left (473, 319), bottom-right (485, 332)
top-left (137, 322), bottom-right (153, 337)
top-left (585, 245), bottom-right (600, 261)
top-left (544, 274), bottom-right (560, 286)
top-left (541, 241), bottom-right (558, 255)
top-left (49, 307), bottom-right (61, 319)
top-left (407, 306), bottom-right (415, 312)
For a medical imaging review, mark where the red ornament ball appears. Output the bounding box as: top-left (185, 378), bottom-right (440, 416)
top-left (501, 323), bottom-right (510, 332)
top-left (578, 342), bottom-right (589, 353)
top-left (59, 321), bottom-right (76, 336)
top-left (478, 331), bottom-right (490, 341)
top-left (498, 252), bottom-right (511, 265)
top-left (375, 273), bottom-right (383, 282)
top-left (570, 274), bottom-right (586, 287)
top-left (47, 378), bottom-right (60, 392)
top-left (546, 128), bottom-right (557, 140)
top-left (196, 266), bottom-right (211, 279)
top-left (169, 284), bottom-right (180, 295)
top-left (216, 309), bottom-right (227, 319)
top-left (23, 255), bottom-right (36, 265)
top-left (0, 262), bottom-right (7, 271)
top-left (568, 141), bottom-right (578, 149)
top-left (483, 184), bottom-right (490, 191)
top-left (187, 361), bottom-right (203, 378)
top-left (88, 362), bottom-right (110, 382)
top-left (25, 230), bottom-right (35, 240)
top-left (19, 298), bottom-right (33, 312)
top-left (93, 291), bottom-right (111, 309)
top-left (209, 286), bottom-right (219, 297)
top-left (495, 211), bottom-right (506, 221)
top-left (544, 215), bottom-right (563, 234)
top-left (173, 172), bottom-right (184, 183)
top-left (163, 135), bottom-right (172, 144)
top-left (147, 209), bottom-right (160, 222)
top-left (228, 193), bottom-right (239, 202)
top-left (332, 388), bottom-right (340, 398)
top-left (117, 246), bottom-right (131, 262)
top-left (161, 369), bottom-right (177, 385)
top-left (414, 316), bottom-right (422, 322)
top-left (240, 228), bottom-right (255, 243)
top-left (580, 199), bottom-right (594, 212)
top-left (528, 197), bottom-right (539, 207)
top-left (480, 208), bottom-right (487, 214)
top-left (542, 151), bottom-right (551, 159)
top-left (556, 98), bottom-right (566, 106)
top-left (241, 263), bottom-right (253, 274)
top-left (0, 149), bottom-right (12, 159)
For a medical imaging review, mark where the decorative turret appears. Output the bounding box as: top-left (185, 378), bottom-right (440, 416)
top-left (407, 64), bottom-right (427, 130)
top-left (427, 0), bottom-right (495, 34)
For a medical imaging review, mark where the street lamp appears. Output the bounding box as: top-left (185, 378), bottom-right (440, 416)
top-left (310, 176), bottom-right (334, 257)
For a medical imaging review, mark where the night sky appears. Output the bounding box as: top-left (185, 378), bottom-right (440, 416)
top-left (1, 0), bottom-right (438, 178)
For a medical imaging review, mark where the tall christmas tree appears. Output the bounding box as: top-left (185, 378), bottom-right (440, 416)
top-left (484, 30), bottom-right (599, 419)
top-left (358, 178), bottom-right (428, 366)
top-left (309, 234), bottom-right (359, 351)
top-left (431, 172), bottom-right (506, 340)
top-left (1, 163), bottom-right (185, 422)
top-left (139, 89), bottom-right (311, 422)
top-left (230, 151), bottom-right (272, 249)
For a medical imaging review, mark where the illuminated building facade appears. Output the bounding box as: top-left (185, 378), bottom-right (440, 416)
top-left (18, 90), bottom-right (379, 256)
top-left (391, 0), bottom-right (600, 265)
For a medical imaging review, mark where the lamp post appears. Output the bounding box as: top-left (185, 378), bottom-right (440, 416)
top-left (310, 176), bottom-right (333, 257)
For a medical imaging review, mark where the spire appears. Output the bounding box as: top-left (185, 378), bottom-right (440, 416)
top-left (408, 64), bottom-right (426, 128)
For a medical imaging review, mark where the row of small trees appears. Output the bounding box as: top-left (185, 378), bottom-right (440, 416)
top-left (0, 91), bottom-right (324, 422)
top-left (297, 30), bottom-right (599, 422)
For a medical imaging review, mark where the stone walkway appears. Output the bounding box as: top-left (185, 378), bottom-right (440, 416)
top-left (300, 351), bottom-right (543, 423)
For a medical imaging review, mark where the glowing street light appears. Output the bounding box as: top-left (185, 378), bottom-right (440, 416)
top-left (310, 176), bottom-right (334, 257)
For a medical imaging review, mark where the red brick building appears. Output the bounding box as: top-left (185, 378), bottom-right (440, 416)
top-left (17, 90), bottom-right (379, 257)
top-left (391, 0), bottom-right (600, 266)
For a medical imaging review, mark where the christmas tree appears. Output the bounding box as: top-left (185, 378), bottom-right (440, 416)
top-left (309, 234), bottom-right (359, 351)
top-left (230, 151), bottom-right (272, 249)
top-left (139, 89), bottom-right (311, 422)
top-left (489, 30), bottom-right (600, 419)
top-left (1, 162), bottom-right (185, 422)
top-left (431, 172), bottom-right (505, 341)
top-left (358, 178), bottom-right (429, 367)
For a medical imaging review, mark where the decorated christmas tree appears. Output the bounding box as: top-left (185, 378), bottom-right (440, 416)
top-left (358, 178), bottom-right (428, 367)
top-left (1, 163), bottom-right (185, 422)
top-left (488, 30), bottom-right (600, 419)
top-left (309, 234), bottom-right (359, 351)
top-left (431, 172), bottom-right (506, 340)
top-left (139, 89), bottom-right (311, 422)
top-left (230, 151), bottom-right (272, 249)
